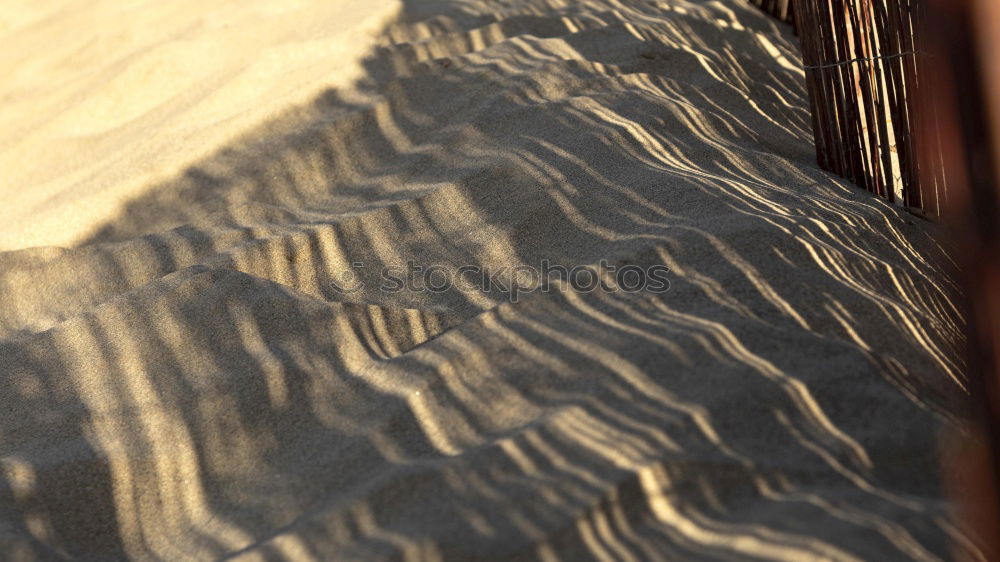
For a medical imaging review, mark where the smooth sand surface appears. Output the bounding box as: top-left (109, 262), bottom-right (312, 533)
top-left (0, 0), bottom-right (399, 251)
top-left (0, 0), bottom-right (981, 559)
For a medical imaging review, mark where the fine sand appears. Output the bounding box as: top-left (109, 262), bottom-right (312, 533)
top-left (0, 0), bottom-right (399, 251)
top-left (0, 0), bottom-right (981, 559)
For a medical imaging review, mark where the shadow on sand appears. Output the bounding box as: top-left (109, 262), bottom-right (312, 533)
top-left (0, 0), bottom-right (981, 559)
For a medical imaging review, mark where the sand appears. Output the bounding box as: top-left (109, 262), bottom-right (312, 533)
top-left (0, 0), bottom-right (399, 251)
top-left (0, 0), bottom-right (982, 559)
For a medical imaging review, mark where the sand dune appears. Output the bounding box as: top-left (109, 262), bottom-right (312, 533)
top-left (0, 0), bottom-right (981, 559)
top-left (0, 0), bottom-right (399, 251)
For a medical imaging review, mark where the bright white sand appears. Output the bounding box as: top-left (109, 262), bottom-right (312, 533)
top-left (0, 0), bottom-right (399, 250)
top-left (0, 0), bottom-right (981, 559)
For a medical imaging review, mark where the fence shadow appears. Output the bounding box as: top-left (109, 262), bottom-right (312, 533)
top-left (0, 0), bottom-right (981, 559)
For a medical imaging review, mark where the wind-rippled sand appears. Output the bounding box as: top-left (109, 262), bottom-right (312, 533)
top-left (0, 0), bottom-right (980, 559)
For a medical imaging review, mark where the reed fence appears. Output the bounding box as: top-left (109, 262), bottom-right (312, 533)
top-left (747, 0), bottom-right (795, 24)
top-left (752, 0), bottom-right (1000, 547)
top-left (750, 0), bottom-right (950, 216)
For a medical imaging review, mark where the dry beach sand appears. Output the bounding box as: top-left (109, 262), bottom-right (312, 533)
top-left (0, 0), bottom-right (983, 559)
top-left (0, 0), bottom-right (398, 250)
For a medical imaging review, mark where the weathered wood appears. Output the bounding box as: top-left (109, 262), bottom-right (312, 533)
top-left (747, 0), bottom-right (795, 23)
top-left (764, 0), bottom-right (951, 215)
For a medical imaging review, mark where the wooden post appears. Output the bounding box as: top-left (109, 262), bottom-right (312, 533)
top-left (924, 0), bottom-right (1000, 554)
